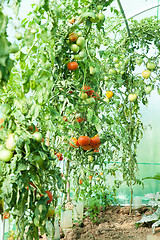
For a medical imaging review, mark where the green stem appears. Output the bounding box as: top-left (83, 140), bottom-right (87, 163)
top-left (117, 0), bottom-right (131, 38)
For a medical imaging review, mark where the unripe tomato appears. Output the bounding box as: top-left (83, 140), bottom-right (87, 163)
top-left (100, 172), bottom-right (103, 175)
top-left (145, 86), bottom-right (152, 94)
top-left (33, 132), bottom-right (43, 142)
top-left (0, 104), bottom-right (11, 114)
top-left (80, 92), bottom-right (88, 100)
top-left (0, 149), bottom-right (13, 162)
top-left (109, 69), bottom-right (116, 75)
top-left (77, 31), bottom-right (82, 37)
top-left (46, 207), bottom-right (55, 217)
top-left (135, 57), bottom-right (143, 66)
top-left (146, 62), bottom-right (156, 70)
top-left (97, 13), bottom-right (105, 21)
top-left (106, 91), bottom-right (113, 99)
top-left (88, 156), bottom-right (93, 162)
top-left (113, 57), bottom-right (119, 63)
top-left (6, 134), bottom-right (16, 151)
top-left (79, 50), bottom-right (85, 58)
top-left (104, 98), bottom-right (109, 103)
top-left (69, 33), bottom-right (78, 42)
top-left (90, 66), bottom-right (97, 75)
top-left (74, 54), bottom-right (81, 60)
top-left (67, 62), bottom-right (78, 70)
top-left (15, 32), bottom-right (22, 40)
top-left (0, 118), bottom-right (4, 130)
top-left (70, 44), bottom-right (79, 52)
top-left (128, 93), bottom-right (137, 102)
top-left (142, 70), bottom-right (151, 79)
top-left (34, 154), bottom-right (45, 168)
top-left (85, 98), bottom-right (95, 105)
top-left (97, 5), bottom-right (103, 10)
top-left (76, 37), bottom-right (85, 46)
top-left (9, 43), bottom-right (19, 53)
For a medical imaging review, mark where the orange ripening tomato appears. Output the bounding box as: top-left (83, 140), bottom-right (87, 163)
top-left (89, 175), bottom-right (93, 180)
top-left (79, 179), bottom-right (83, 184)
top-left (92, 143), bottom-right (101, 149)
top-left (93, 92), bottom-right (100, 100)
top-left (90, 135), bottom-right (100, 147)
top-left (69, 32), bottom-right (78, 42)
top-left (56, 152), bottom-right (63, 161)
top-left (61, 173), bottom-right (63, 177)
top-left (63, 116), bottom-right (68, 122)
top-left (100, 172), bottom-right (103, 175)
top-left (78, 136), bottom-right (90, 146)
top-left (0, 118), bottom-right (4, 130)
top-left (82, 86), bottom-right (94, 97)
top-left (3, 212), bottom-right (10, 219)
top-left (69, 17), bottom-right (76, 24)
top-left (76, 117), bottom-right (83, 123)
top-left (67, 62), bottom-right (78, 71)
top-left (28, 124), bottom-right (39, 132)
top-left (94, 148), bottom-right (99, 153)
top-left (106, 91), bottom-right (113, 99)
top-left (81, 145), bottom-right (92, 150)
top-left (69, 137), bottom-right (80, 148)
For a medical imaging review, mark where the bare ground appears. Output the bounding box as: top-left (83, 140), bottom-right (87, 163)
top-left (59, 206), bottom-right (160, 240)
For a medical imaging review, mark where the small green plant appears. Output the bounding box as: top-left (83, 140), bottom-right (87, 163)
top-left (135, 173), bottom-right (160, 233)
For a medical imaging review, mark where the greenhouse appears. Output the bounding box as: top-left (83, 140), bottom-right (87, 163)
top-left (0, 0), bottom-right (160, 239)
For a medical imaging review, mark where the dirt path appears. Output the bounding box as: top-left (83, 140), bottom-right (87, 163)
top-left (60, 206), bottom-right (160, 240)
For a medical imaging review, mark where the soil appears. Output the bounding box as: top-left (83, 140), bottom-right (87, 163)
top-left (59, 206), bottom-right (160, 240)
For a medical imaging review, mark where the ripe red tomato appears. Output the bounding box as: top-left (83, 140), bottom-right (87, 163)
top-left (93, 92), bottom-right (100, 100)
top-left (46, 191), bottom-right (53, 204)
top-left (82, 86), bottom-right (94, 97)
top-left (63, 116), bottom-right (68, 122)
top-left (3, 212), bottom-right (10, 219)
top-left (76, 117), bottom-right (83, 123)
top-left (78, 136), bottom-right (90, 146)
top-left (56, 152), bottom-right (63, 161)
top-left (69, 137), bottom-right (80, 148)
top-left (90, 135), bottom-right (100, 147)
top-left (67, 62), bottom-right (78, 70)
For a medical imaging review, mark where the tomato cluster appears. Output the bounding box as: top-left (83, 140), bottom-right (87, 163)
top-left (69, 135), bottom-right (100, 151)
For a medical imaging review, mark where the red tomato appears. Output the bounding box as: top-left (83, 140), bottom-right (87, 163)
top-left (56, 152), bottom-right (63, 161)
top-left (79, 179), bottom-right (83, 184)
top-left (63, 116), bottom-right (68, 122)
top-left (67, 62), bottom-right (78, 70)
top-left (82, 86), bottom-right (94, 97)
top-left (78, 136), bottom-right (90, 146)
top-left (3, 212), bottom-right (10, 219)
top-left (40, 191), bottom-right (53, 204)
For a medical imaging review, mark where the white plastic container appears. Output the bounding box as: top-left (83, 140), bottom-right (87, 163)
top-left (73, 201), bottom-right (84, 221)
top-left (133, 196), bottom-right (142, 209)
top-left (60, 210), bottom-right (73, 230)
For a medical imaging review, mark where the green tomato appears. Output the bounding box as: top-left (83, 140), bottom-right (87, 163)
top-left (76, 37), bottom-right (85, 46)
top-left (146, 62), bottom-right (156, 70)
top-left (135, 57), bottom-right (143, 66)
top-left (97, 13), bottom-right (105, 21)
top-left (70, 44), bottom-right (79, 52)
top-left (46, 207), bottom-right (55, 217)
top-left (77, 31), bottom-right (82, 37)
top-left (74, 54), bottom-right (81, 60)
top-left (34, 218), bottom-right (40, 227)
top-left (0, 149), bottom-right (13, 162)
top-left (79, 50), bottom-right (85, 58)
top-left (80, 92), bottom-right (88, 100)
top-left (6, 134), bottom-right (16, 151)
top-left (109, 69), bottom-right (116, 75)
top-left (104, 98), bottom-right (109, 103)
top-left (128, 94), bottom-right (137, 102)
top-left (0, 104), bottom-right (11, 115)
top-left (90, 15), bottom-right (99, 23)
top-left (115, 63), bottom-right (120, 68)
top-left (15, 33), bottom-right (22, 40)
top-left (85, 97), bottom-right (95, 105)
top-left (97, 5), bottom-right (103, 10)
top-left (9, 43), bottom-right (19, 53)
top-left (34, 154), bottom-right (45, 168)
top-left (88, 156), bottom-right (93, 162)
top-left (90, 66), bottom-right (97, 75)
top-left (113, 57), bottom-right (119, 63)
top-left (145, 86), bottom-right (152, 94)
top-left (33, 132), bottom-right (43, 142)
